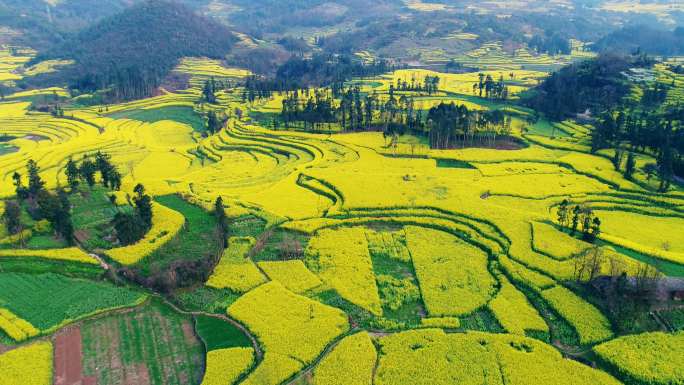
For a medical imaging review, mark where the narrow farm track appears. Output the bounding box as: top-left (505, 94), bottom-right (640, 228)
top-left (87, 253), bottom-right (110, 270)
top-left (284, 330), bottom-right (356, 385)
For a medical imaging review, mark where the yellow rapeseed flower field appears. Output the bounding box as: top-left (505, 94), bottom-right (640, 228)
top-left (594, 331), bottom-right (684, 385)
top-left (541, 285), bottom-right (613, 344)
top-left (306, 226), bottom-right (383, 316)
top-left (0, 247), bottom-right (98, 265)
top-left (312, 332), bottom-right (377, 385)
top-left (257, 260), bottom-right (322, 294)
top-left (0, 57), bottom-right (681, 385)
top-left (405, 226), bottom-right (496, 316)
top-left (0, 308), bottom-right (40, 342)
top-left (375, 329), bottom-right (622, 385)
top-left (489, 273), bottom-right (548, 335)
top-left (0, 341), bottom-right (53, 385)
top-left (200, 347), bottom-right (254, 385)
top-left (228, 282), bottom-right (349, 385)
top-left (207, 236), bottom-right (265, 292)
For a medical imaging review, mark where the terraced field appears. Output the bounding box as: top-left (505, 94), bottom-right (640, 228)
top-left (0, 54), bottom-right (682, 385)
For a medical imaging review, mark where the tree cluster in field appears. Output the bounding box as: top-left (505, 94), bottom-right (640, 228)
top-left (278, 86), bottom-right (412, 132)
top-left (591, 260), bottom-right (662, 334)
top-left (117, 195), bottom-right (227, 293)
top-left (214, 196), bottom-right (229, 248)
top-left (473, 73), bottom-right (510, 101)
top-left (198, 78), bottom-right (230, 135)
top-left (556, 199), bottom-right (602, 244)
top-left (112, 184), bottom-right (153, 246)
top-left (6, 161), bottom-right (74, 245)
top-left (593, 107), bottom-right (683, 192)
top-left (392, 76), bottom-right (441, 95)
top-left (589, 82), bottom-right (683, 192)
top-left (276, 83), bottom-right (514, 149)
top-left (201, 78), bottom-right (235, 105)
top-left (425, 102), bottom-right (514, 149)
top-left (65, 151), bottom-right (122, 191)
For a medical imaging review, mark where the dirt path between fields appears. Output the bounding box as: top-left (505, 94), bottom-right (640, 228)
top-left (88, 252), bottom-right (110, 270)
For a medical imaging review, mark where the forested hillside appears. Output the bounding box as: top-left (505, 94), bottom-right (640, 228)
top-left (29, 0), bottom-right (236, 100)
top-left (523, 53), bottom-right (641, 119)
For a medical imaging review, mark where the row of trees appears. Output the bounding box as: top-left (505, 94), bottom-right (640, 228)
top-left (277, 85), bottom-right (516, 149)
top-left (241, 53), bottom-right (393, 102)
top-left (528, 32), bottom-right (571, 56)
top-left (391, 76), bottom-right (441, 95)
top-left (426, 102), bottom-right (513, 149)
top-left (473, 73), bottom-right (510, 100)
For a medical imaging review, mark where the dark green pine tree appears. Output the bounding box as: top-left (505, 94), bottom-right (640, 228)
top-left (624, 152), bottom-right (636, 180)
top-left (27, 160), bottom-right (45, 197)
top-left (79, 158), bottom-right (98, 187)
top-left (203, 78), bottom-right (217, 104)
top-left (65, 158), bottom-right (80, 191)
top-left (571, 205), bottom-right (581, 235)
top-left (2, 200), bottom-right (22, 235)
top-left (214, 196), bottom-right (229, 247)
top-left (589, 217), bottom-right (601, 243)
top-left (557, 199), bottom-right (569, 230)
top-left (133, 184), bottom-right (153, 228)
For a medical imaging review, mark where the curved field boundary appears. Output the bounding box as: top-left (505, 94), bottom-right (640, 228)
top-left (334, 206), bottom-right (511, 251)
top-left (296, 174), bottom-right (342, 216)
top-left (288, 215), bottom-right (505, 259)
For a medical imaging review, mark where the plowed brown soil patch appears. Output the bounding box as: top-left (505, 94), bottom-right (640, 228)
top-left (54, 326), bottom-right (96, 385)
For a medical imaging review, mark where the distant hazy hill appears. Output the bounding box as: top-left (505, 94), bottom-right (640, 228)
top-left (0, 0), bottom-right (143, 48)
top-left (30, 0), bottom-right (235, 100)
top-left (594, 25), bottom-right (684, 56)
